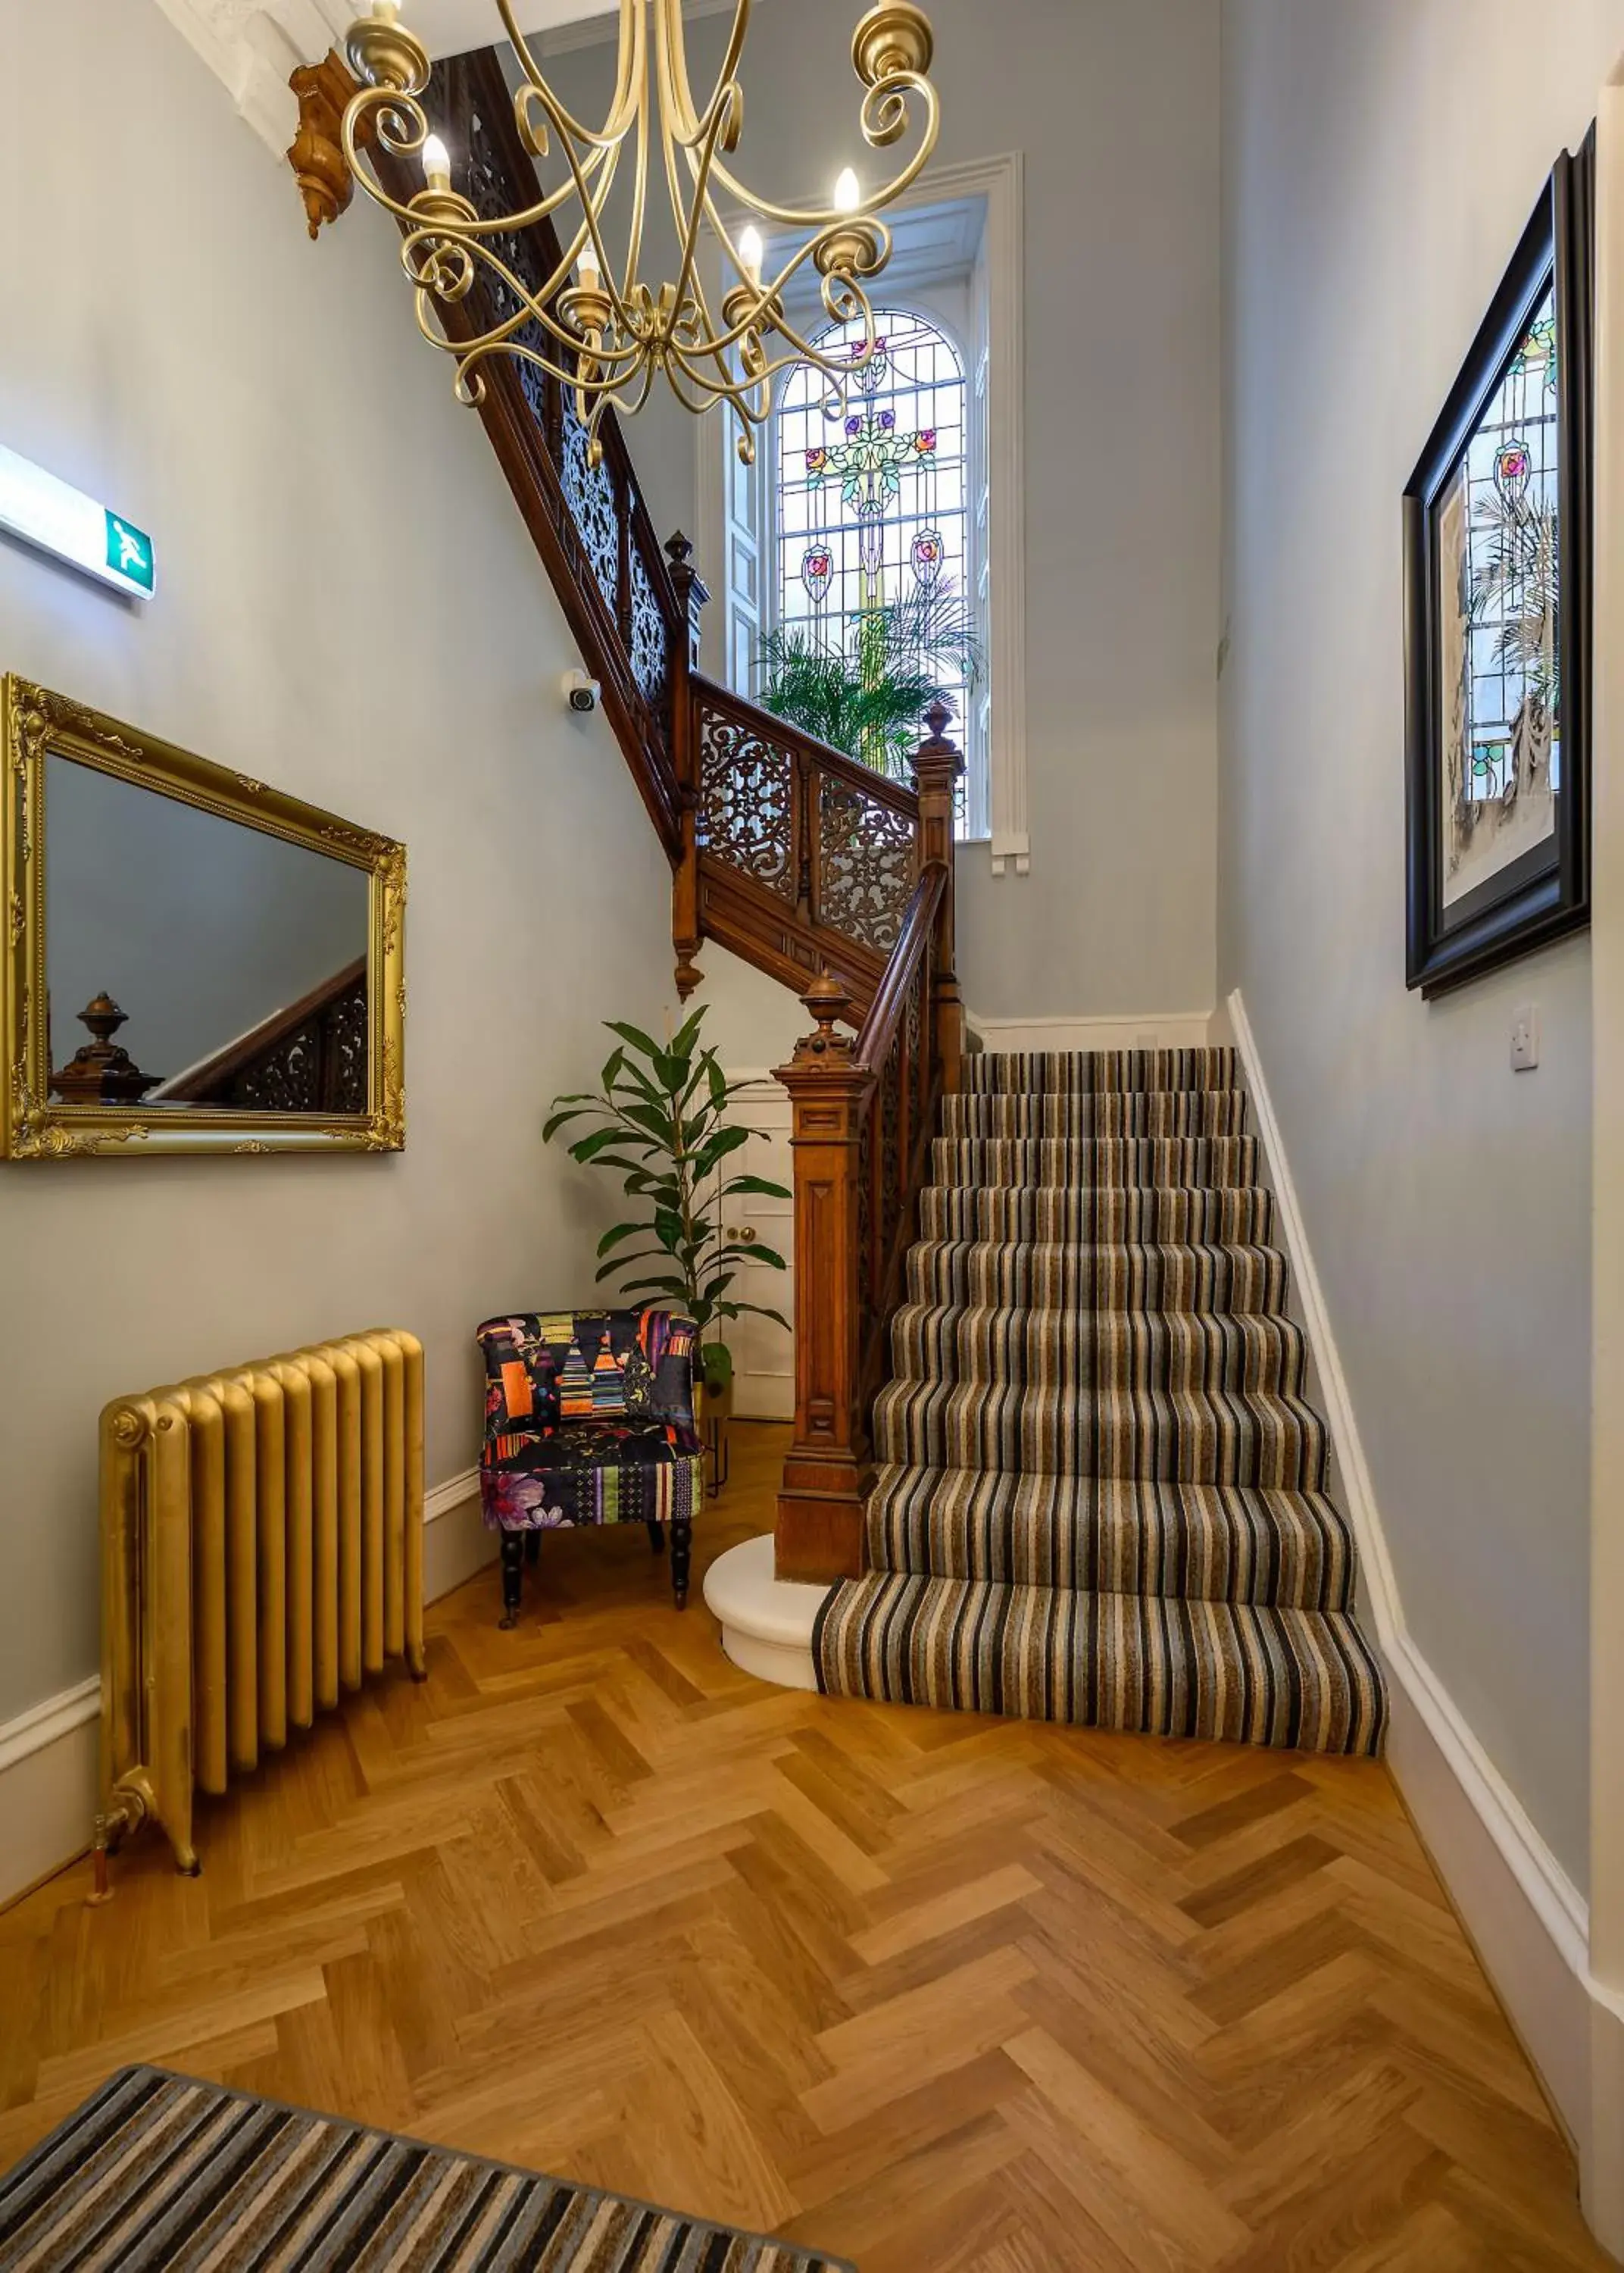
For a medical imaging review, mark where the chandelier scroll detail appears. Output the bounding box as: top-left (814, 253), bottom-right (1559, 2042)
top-left (339, 0), bottom-right (942, 467)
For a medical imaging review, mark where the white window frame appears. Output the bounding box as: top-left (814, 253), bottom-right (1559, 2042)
top-left (699, 152), bottom-right (1029, 876)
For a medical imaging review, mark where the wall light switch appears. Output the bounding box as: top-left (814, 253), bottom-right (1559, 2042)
top-left (1510, 1005), bottom-right (1539, 1071)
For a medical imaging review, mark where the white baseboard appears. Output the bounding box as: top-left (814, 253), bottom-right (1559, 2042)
top-left (1226, 987), bottom-right (1619, 2253)
top-left (0, 1678), bottom-right (102, 1912)
top-left (966, 1011), bottom-right (1215, 1053)
top-left (0, 1466), bottom-right (496, 1912)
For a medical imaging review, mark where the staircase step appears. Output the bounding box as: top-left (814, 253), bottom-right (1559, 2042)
top-left (917, 1183), bottom-right (1276, 1245)
top-left (961, 1047), bottom-right (1238, 1097)
top-left (940, 1090), bottom-right (1250, 1140)
top-left (865, 1467), bottom-right (1354, 1610)
top-left (814, 1574), bottom-right (1385, 1755)
top-left (906, 1240), bottom-right (1288, 1314)
top-left (872, 1378), bottom-right (1328, 1490)
top-left (931, 1134), bottom-right (1260, 1192)
top-left (892, 1304), bottom-right (1307, 1399)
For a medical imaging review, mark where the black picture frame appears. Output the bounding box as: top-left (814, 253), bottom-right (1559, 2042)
top-left (1403, 136), bottom-right (1594, 999)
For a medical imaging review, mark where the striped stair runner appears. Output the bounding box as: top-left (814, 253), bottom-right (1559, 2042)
top-left (814, 1047), bottom-right (1387, 1754)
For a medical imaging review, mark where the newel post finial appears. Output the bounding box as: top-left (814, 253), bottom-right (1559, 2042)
top-left (794, 972), bottom-right (856, 1061)
top-left (665, 530), bottom-right (710, 669)
top-left (910, 705), bottom-right (966, 1096)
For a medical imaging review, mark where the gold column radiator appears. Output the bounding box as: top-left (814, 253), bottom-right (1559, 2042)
top-left (94, 1327), bottom-right (426, 1892)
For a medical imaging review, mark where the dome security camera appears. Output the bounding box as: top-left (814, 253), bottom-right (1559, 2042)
top-left (563, 669), bottom-right (601, 714)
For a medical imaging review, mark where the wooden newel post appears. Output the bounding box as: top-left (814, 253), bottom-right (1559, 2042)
top-left (912, 699), bottom-right (966, 1093)
top-left (667, 531), bottom-right (710, 999)
top-left (773, 974), bottom-right (873, 1583)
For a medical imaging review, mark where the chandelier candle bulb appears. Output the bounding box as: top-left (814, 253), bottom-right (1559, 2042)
top-left (833, 167), bottom-right (861, 214)
top-left (420, 132), bottom-right (450, 189)
top-left (739, 225), bottom-right (764, 286)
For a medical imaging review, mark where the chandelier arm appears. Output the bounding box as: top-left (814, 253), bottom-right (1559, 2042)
top-left (341, 85), bottom-right (624, 248)
top-left (402, 224), bottom-right (647, 373)
top-left (665, 83), bottom-right (741, 341)
top-left (693, 72), bottom-right (939, 233)
top-left (620, 0), bottom-right (650, 302)
top-left (494, 0), bottom-right (642, 152)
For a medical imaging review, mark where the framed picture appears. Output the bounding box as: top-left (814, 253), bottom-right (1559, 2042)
top-left (1404, 136), bottom-right (1593, 997)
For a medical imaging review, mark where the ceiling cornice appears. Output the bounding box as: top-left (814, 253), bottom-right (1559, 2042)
top-left (150, 0), bottom-right (353, 156)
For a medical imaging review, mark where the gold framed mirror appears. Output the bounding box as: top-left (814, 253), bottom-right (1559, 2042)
top-left (2, 677), bottom-right (405, 1158)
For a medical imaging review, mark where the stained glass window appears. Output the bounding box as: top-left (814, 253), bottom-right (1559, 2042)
top-left (773, 308), bottom-right (972, 789)
top-left (1455, 291), bottom-right (1560, 804)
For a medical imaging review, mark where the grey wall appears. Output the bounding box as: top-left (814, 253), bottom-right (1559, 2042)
top-left (0, 0), bottom-right (679, 1727)
top-left (543, 0), bottom-right (1223, 1030)
top-left (1220, 0), bottom-right (1623, 1892)
top-left (45, 756), bottom-right (369, 1083)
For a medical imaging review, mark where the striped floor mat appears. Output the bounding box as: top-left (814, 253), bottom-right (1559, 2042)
top-left (816, 1046), bottom-right (1387, 1756)
top-left (0, 2068), bottom-right (851, 2272)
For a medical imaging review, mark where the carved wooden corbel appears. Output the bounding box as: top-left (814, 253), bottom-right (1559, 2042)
top-left (287, 51), bottom-right (370, 240)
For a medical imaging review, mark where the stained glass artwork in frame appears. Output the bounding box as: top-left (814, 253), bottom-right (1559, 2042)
top-left (774, 308), bottom-right (971, 772)
top-left (1436, 290), bottom-right (1560, 912)
top-left (1402, 138), bottom-right (1592, 997)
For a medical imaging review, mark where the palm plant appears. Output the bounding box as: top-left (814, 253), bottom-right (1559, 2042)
top-left (1471, 485), bottom-right (1560, 714)
top-left (544, 1006), bottom-right (790, 1391)
top-left (757, 580), bottom-right (981, 779)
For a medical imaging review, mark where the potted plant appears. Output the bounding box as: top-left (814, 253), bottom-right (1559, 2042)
top-left (543, 1005), bottom-right (790, 1421)
top-left (756, 580), bottom-right (981, 779)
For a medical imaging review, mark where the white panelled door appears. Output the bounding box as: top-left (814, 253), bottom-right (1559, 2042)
top-left (715, 1076), bottom-right (795, 1419)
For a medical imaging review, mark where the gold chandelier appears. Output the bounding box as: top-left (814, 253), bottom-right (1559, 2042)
top-left (340, 0), bottom-right (941, 466)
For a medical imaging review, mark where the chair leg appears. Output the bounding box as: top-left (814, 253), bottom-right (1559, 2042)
top-left (670, 1518), bottom-right (692, 1610)
top-left (499, 1532), bottom-right (526, 1630)
top-left (646, 1520), bottom-right (666, 1555)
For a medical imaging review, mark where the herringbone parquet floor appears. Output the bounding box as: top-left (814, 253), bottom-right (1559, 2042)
top-left (0, 1427), bottom-right (1607, 2270)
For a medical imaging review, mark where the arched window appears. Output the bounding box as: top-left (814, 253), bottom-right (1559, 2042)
top-left (773, 308), bottom-right (973, 792)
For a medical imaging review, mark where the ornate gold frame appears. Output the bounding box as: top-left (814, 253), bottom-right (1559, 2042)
top-left (1, 676), bottom-right (406, 1158)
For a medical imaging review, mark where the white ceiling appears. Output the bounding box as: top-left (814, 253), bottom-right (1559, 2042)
top-left (408, 0), bottom-right (619, 58)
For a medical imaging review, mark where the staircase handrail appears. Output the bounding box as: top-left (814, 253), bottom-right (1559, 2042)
top-left (770, 705), bottom-right (964, 1584)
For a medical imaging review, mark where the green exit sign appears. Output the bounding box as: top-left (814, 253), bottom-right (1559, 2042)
top-left (104, 511), bottom-right (154, 593)
top-left (0, 442), bottom-right (156, 599)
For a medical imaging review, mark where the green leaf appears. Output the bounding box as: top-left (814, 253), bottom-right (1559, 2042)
top-left (723, 1242), bottom-right (786, 1272)
top-left (598, 1045), bottom-right (626, 1093)
top-left (707, 1058), bottom-right (728, 1111)
top-left (720, 1174), bottom-right (792, 1201)
top-left (672, 1006), bottom-right (707, 1058)
top-left (595, 1252), bottom-right (669, 1283)
top-left (596, 1221), bottom-right (644, 1257)
top-left (604, 1020), bottom-right (664, 1060)
top-left (724, 1301), bottom-right (792, 1330)
top-left (622, 1100), bottom-right (676, 1143)
top-left (542, 1105), bottom-right (594, 1143)
top-left (570, 1126), bottom-right (633, 1163)
top-left (693, 1126), bottom-right (750, 1174)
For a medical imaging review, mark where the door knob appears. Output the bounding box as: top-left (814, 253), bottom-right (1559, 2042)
top-left (740, 1226), bottom-right (757, 1243)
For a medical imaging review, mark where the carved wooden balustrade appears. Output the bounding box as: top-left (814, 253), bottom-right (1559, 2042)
top-left (773, 707), bottom-right (964, 1581)
top-left (680, 677), bottom-right (924, 1021)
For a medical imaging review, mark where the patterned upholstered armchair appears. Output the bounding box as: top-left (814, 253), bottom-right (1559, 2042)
top-left (474, 1309), bottom-right (703, 1628)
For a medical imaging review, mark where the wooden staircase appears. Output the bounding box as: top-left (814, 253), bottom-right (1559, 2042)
top-left (322, 48), bottom-right (961, 1582)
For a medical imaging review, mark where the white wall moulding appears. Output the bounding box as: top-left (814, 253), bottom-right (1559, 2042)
top-left (967, 1011), bottom-right (1213, 1055)
top-left (0, 1468), bottom-right (492, 1912)
top-left (1226, 986), bottom-right (1620, 2243)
